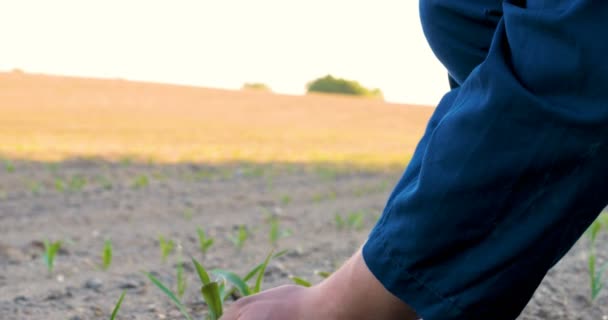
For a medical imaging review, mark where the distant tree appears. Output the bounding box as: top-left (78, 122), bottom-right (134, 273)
top-left (242, 82), bottom-right (272, 92)
top-left (306, 75), bottom-right (383, 99)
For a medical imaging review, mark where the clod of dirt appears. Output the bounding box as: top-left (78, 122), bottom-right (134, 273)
top-left (83, 279), bottom-right (103, 291)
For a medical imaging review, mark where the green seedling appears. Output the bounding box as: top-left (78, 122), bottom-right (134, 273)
top-left (177, 256), bottom-right (187, 298)
top-left (267, 215), bottom-right (292, 247)
top-left (335, 211), bottom-right (366, 231)
top-left (193, 259), bottom-right (223, 320)
top-left (290, 270), bottom-right (331, 288)
top-left (110, 291), bottom-right (126, 320)
top-left (43, 240), bottom-right (62, 273)
top-left (159, 235), bottom-right (175, 262)
top-left (146, 272), bottom-right (194, 320)
top-left (132, 174), bottom-right (149, 189)
top-left (68, 175), bottom-right (87, 192)
top-left (587, 214), bottom-right (608, 300)
top-left (54, 178), bottom-right (65, 192)
top-left (314, 270), bottom-right (332, 278)
top-left (102, 239), bottom-right (113, 270)
top-left (229, 225), bottom-right (249, 250)
top-left (4, 160), bottom-right (15, 173)
top-left (197, 228), bottom-right (214, 255)
top-left (148, 251), bottom-right (287, 320)
top-left (289, 276), bottom-right (312, 287)
top-left (347, 211), bottom-right (365, 230)
top-left (280, 195), bottom-right (292, 206)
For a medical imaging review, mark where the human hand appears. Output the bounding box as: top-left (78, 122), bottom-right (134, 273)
top-left (220, 284), bottom-right (325, 320)
top-left (221, 249), bottom-right (418, 320)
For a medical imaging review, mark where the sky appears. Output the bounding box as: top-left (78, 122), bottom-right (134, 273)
top-left (0, 0), bottom-right (449, 105)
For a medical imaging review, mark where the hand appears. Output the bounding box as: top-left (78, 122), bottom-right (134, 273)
top-left (221, 249), bottom-right (418, 320)
top-left (220, 284), bottom-right (325, 320)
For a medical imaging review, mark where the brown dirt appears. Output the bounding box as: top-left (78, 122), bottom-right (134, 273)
top-left (0, 160), bottom-right (606, 320)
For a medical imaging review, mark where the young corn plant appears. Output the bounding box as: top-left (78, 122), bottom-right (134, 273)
top-left (68, 175), bottom-right (87, 192)
top-left (4, 160), bottom-right (15, 173)
top-left (147, 250), bottom-right (286, 320)
top-left (43, 240), bottom-right (62, 274)
top-left (54, 178), bottom-right (65, 193)
top-left (176, 256), bottom-right (187, 298)
top-left (183, 208), bottom-right (194, 221)
top-left (267, 215), bottom-right (292, 247)
top-left (335, 211), bottom-right (366, 231)
top-left (102, 239), bottom-right (113, 270)
top-left (132, 174), bottom-right (149, 189)
top-left (229, 225), bottom-right (249, 250)
top-left (587, 213), bottom-right (608, 301)
top-left (289, 270), bottom-right (332, 288)
top-left (110, 291), bottom-right (126, 320)
top-left (159, 235), bottom-right (175, 263)
top-left (197, 228), bottom-right (214, 255)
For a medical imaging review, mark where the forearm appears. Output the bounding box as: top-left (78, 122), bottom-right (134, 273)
top-left (312, 248), bottom-right (418, 320)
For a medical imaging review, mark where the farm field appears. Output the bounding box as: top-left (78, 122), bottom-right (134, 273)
top-left (0, 72), bottom-right (606, 319)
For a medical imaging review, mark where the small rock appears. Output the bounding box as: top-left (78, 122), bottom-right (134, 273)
top-left (69, 316), bottom-right (83, 320)
top-left (119, 280), bottom-right (139, 290)
top-left (13, 296), bottom-right (28, 304)
top-left (46, 289), bottom-right (66, 301)
top-left (84, 278), bottom-right (103, 291)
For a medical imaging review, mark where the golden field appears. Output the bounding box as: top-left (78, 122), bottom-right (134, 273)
top-left (0, 71), bottom-right (433, 167)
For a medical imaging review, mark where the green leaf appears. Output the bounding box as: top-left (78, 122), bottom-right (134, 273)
top-left (212, 269), bottom-right (251, 298)
top-left (592, 260), bottom-right (608, 300)
top-left (192, 258), bottom-right (212, 285)
top-left (589, 220), bottom-right (602, 244)
top-left (314, 270), bottom-right (332, 278)
top-left (289, 276), bottom-right (311, 287)
top-left (202, 282), bottom-right (223, 320)
top-left (253, 251), bottom-right (274, 294)
top-left (145, 272), bottom-right (193, 320)
top-left (110, 291), bottom-right (126, 320)
top-left (243, 250), bottom-right (287, 282)
top-left (102, 240), bottom-right (113, 270)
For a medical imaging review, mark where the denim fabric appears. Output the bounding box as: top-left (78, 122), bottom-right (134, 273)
top-left (363, 1), bottom-right (608, 319)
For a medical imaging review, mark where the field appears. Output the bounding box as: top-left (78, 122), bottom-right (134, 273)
top-left (0, 72), bottom-right (606, 319)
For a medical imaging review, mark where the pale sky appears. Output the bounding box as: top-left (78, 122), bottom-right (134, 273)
top-left (0, 0), bottom-right (449, 105)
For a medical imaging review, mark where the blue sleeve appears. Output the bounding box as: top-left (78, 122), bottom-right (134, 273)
top-left (363, 1), bottom-right (608, 319)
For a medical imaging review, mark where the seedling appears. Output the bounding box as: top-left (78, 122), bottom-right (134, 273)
top-left (102, 239), bottom-right (113, 270)
top-left (68, 175), bottom-right (87, 192)
top-left (267, 215), bottom-right (292, 247)
top-left (197, 228), bottom-right (214, 255)
top-left (132, 174), bottom-right (149, 189)
top-left (4, 160), bottom-right (15, 173)
top-left (54, 178), bottom-right (65, 192)
top-left (229, 225), bottom-right (249, 250)
top-left (147, 251), bottom-right (286, 320)
top-left (289, 276), bottom-right (312, 287)
top-left (110, 291), bottom-right (126, 320)
top-left (335, 211), bottom-right (366, 231)
top-left (146, 272), bottom-right (194, 320)
top-left (587, 213), bottom-right (608, 300)
top-left (177, 256), bottom-right (187, 298)
top-left (290, 270), bottom-right (331, 288)
top-left (159, 235), bottom-right (175, 262)
top-left (280, 195), bottom-right (292, 206)
top-left (43, 240), bottom-right (62, 273)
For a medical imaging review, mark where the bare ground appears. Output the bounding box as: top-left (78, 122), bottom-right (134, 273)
top-left (0, 160), bottom-right (606, 320)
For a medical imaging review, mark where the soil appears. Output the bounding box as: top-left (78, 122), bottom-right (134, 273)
top-left (0, 160), bottom-right (606, 320)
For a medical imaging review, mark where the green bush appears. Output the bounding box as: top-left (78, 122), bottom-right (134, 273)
top-left (306, 75), bottom-right (383, 99)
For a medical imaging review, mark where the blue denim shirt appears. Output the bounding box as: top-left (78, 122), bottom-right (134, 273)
top-left (363, 1), bottom-right (608, 319)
